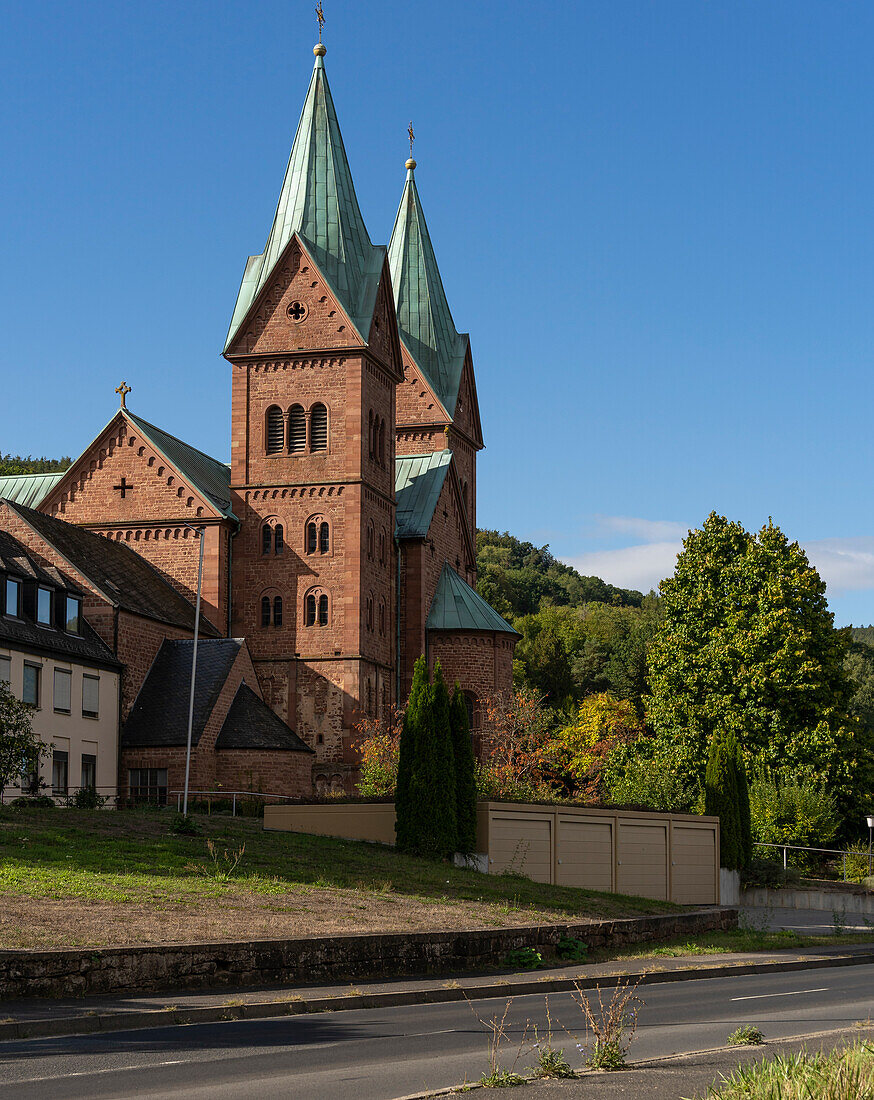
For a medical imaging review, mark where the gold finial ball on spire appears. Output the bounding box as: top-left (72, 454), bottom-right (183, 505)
top-left (405, 157), bottom-right (417, 170)
top-left (313, 42), bottom-right (326, 56)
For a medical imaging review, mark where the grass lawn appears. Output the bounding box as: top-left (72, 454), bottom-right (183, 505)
top-left (697, 1040), bottom-right (874, 1098)
top-left (0, 807), bottom-right (683, 949)
top-left (591, 927), bottom-right (874, 963)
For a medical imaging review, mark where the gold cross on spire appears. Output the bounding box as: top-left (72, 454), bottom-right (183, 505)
top-left (315, 2), bottom-right (325, 43)
top-left (115, 381), bottom-right (131, 409)
top-left (408, 121), bottom-right (415, 159)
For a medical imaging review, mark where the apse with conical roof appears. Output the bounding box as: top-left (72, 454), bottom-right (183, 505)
top-left (225, 44), bottom-right (384, 350)
top-left (387, 158), bottom-right (469, 417)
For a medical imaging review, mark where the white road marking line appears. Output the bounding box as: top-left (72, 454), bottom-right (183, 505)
top-left (12, 1059), bottom-right (187, 1085)
top-left (730, 988), bottom-right (829, 1002)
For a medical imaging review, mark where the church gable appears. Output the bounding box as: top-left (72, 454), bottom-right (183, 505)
top-left (423, 457), bottom-right (476, 581)
top-left (225, 235), bottom-right (363, 359)
top-left (41, 411), bottom-right (225, 527)
top-left (367, 255), bottom-right (404, 381)
top-left (452, 350), bottom-right (483, 450)
top-left (396, 342), bottom-right (451, 436)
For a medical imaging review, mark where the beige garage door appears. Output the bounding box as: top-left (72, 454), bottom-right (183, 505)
top-left (488, 813), bottom-right (553, 882)
top-left (556, 818), bottom-right (614, 891)
top-left (671, 825), bottom-right (717, 904)
top-left (617, 823), bottom-right (668, 900)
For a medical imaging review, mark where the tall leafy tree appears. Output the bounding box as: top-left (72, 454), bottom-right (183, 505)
top-left (0, 684), bottom-right (47, 795)
top-left (450, 686), bottom-right (477, 853)
top-left (647, 513), bottom-right (857, 804)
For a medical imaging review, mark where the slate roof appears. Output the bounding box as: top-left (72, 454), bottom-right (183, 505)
top-left (388, 165), bottom-right (468, 416)
top-left (216, 683), bottom-right (312, 752)
top-left (125, 412), bottom-right (235, 521)
top-left (426, 563), bottom-right (519, 635)
top-left (0, 530), bottom-right (118, 666)
top-left (226, 48), bottom-right (384, 351)
top-left (122, 639), bottom-right (243, 747)
top-left (6, 501), bottom-right (218, 635)
top-left (395, 451), bottom-right (452, 539)
top-left (0, 472), bottom-right (65, 509)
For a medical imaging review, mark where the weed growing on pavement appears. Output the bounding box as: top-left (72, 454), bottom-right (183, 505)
top-left (727, 1024), bottom-right (764, 1045)
top-left (832, 908), bottom-right (848, 936)
top-left (466, 996), bottom-right (531, 1088)
top-left (528, 997), bottom-right (576, 1079)
top-left (571, 977), bottom-right (644, 1070)
top-left (186, 840), bottom-right (246, 883)
top-left (503, 947), bottom-right (543, 970)
top-left (555, 936), bottom-right (588, 961)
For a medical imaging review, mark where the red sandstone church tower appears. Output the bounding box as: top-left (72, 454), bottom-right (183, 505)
top-left (224, 43), bottom-right (404, 779)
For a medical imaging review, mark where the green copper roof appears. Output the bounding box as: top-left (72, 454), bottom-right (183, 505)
top-left (395, 451), bottom-right (452, 539)
top-left (0, 471), bottom-right (65, 509)
top-left (388, 165), bottom-right (468, 416)
top-left (126, 412), bottom-right (236, 521)
top-left (226, 49), bottom-right (383, 351)
top-left (427, 563), bottom-right (518, 635)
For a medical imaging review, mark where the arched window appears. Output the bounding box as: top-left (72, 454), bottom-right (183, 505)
top-left (305, 589), bottom-right (330, 627)
top-left (318, 593), bottom-right (328, 625)
top-left (306, 521), bottom-right (317, 554)
top-left (378, 528), bottom-right (386, 565)
top-left (378, 419), bottom-right (386, 466)
top-left (288, 404), bottom-right (306, 453)
top-left (310, 403), bottom-right (328, 452)
top-left (305, 593), bottom-right (316, 626)
top-left (261, 596), bottom-right (271, 628)
top-left (262, 525), bottom-right (272, 555)
top-left (273, 596), bottom-right (283, 626)
top-left (368, 410), bottom-right (374, 459)
top-left (464, 691), bottom-right (477, 732)
top-left (274, 524), bottom-right (284, 554)
top-left (266, 406), bottom-right (284, 454)
top-left (366, 522), bottom-right (374, 560)
top-left (319, 521), bottom-right (329, 554)
top-left (378, 599), bottom-right (385, 636)
top-left (366, 595), bottom-right (374, 632)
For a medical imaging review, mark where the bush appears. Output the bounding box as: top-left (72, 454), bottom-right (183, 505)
top-left (70, 787), bottom-right (107, 809)
top-left (843, 841), bottom-right (872, 883)
top-left (602, 749), bottom-right (696, 812)
top-left (10, 795), bottom-right (54, 809)
top-left (743, 858), bottom-right (802, 889)
top-left (749, 772), bottom-right (839, 866)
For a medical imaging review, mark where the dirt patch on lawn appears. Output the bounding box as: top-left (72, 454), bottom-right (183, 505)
top-left (0, 887), bottom-right (602, 949)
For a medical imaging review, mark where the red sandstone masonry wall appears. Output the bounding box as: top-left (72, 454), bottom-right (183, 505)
top-left (428, 631), bottom-right (515, 732)
top-left (215, 749), bottom-right (312, 797)
top-left (116, 613), bottom-right (194, 721)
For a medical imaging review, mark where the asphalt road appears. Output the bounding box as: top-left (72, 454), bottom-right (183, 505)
top-left (1, 964), bottom-right (872, 1100)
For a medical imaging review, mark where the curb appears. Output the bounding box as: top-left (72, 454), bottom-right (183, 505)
top-left (3, 950), bottom-right (874, 1044)
top-left (392, 1022), bottom-right (874, 1098)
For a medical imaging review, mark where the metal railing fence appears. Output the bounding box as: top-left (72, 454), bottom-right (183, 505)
top-left (170, 789), bottom-right (300, 816)
top-left (754, 841), bottom-right (871, 881)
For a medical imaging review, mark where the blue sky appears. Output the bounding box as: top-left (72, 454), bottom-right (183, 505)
top-left (2, 1), bottom-right (873, 624)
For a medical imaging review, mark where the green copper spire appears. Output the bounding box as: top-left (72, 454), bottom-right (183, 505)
top-left (387, 157), bottom-right (468, 416)
top-left (225, 45), bottom-right (381, 351)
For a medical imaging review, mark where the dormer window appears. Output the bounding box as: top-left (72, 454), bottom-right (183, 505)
top-left (36, 587), bottom-right (52, 626)
top-left (5, 578), bottom-right (21, 617)
top-left (65, 595), bottom-right (82, 634)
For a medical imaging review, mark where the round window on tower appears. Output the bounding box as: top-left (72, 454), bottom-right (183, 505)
top-left (287, 301), bottom-right (308, 323)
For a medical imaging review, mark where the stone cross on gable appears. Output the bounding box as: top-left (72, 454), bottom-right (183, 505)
top-left (115, 381), bottom-right (131, 408)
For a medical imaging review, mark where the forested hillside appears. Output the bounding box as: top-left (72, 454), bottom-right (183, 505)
top-left (0, 455), bottom-right (71, 475)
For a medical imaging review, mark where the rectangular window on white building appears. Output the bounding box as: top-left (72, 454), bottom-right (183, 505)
top-left (82, 674), bottom-right (99, 718)
top-left (0, 656), bottom-right (10, 685)
top-left (52, 750), bottom-right (68, 796)
top-left (81, 754), bottom-right (97, 791)
top-left (22, 663), bottom-right (40, 707)
top-left (53, 668), bottom-right (72, 714)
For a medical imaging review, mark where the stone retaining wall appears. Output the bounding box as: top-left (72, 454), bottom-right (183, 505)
top-left (0, 908), bottom-right (736, 1000)
top-left (742, 885), bottom-right (874, 915)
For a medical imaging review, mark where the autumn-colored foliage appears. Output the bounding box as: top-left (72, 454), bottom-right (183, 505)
top-left (551, 693), bottom-right (646, 801)
top-left (477, 687), bottom-right (559, 801)
top-left (352, 706), bottom-right (404, 797)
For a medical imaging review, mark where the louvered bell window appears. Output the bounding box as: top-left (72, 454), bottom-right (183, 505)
top-left (266, 406), bottom-right (284, 454)
top-left (319, 522), bottom-right (329, 554)
top-left (306, 522), bottom-right (317, 554)
top-left (288, 405), bottom-right (306, 453)
top-left (318, 593), bottom-right (329, 626)
top-left (310, 403), bottom-right (328, 452)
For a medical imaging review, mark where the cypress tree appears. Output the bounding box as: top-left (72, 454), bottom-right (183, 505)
top-left (734, 738), bottom-right (753, 871)
top-left (704, 728), bottom-right (743, 871)
top-left (407, 661), bottom-right (457, 858)
top-left (395, 656), bottom-right (429, 852)
top-left (450, 685), bottom-right (478, 854)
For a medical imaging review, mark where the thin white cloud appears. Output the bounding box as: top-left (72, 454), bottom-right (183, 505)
top-left (590, 515), bottom-right (690, 542)
top-left (803, 538), bottom-right (874, 595)
top-left (566, 540), bottom-right (684, 592)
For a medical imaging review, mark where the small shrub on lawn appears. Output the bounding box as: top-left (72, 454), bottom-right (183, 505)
top-left (70, 788), bottom-right (107, 810)
top-left (186, 839), bottom-right (246, 882)
top-left (10, 795), bottom-right (54, 809)
top-left (503, 947), bottom-right (543, 970)
top-left (727, 1024), bottom-right (765, 1045)
top-left (170, 814), bottom-right (202, 836)
top-left (555, 936), bottom-right (588, 961)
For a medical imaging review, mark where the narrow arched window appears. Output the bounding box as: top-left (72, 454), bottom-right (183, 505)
top-left (266, 406), bottom-right (284, 454)
top-left (368, 410), bottom-right (374, 459)
top-left (273, 596), bottom-right (283, 627)
top-left (305, 594), bottom-right (316, 627)
top-left (366, 595), bottom-right (374, 632)
top-left (274, 524), bottom-right (284, 554)
top-left (378, 599), bottom-right (385, 636)
top-left (261, 596), bottom-right (271, 628)
top-left (262, 525), bottom-right (272, 555)
top-left (366, 523), bottom-right (374, 560)
top-left (378, 529), bottom-right (386, 565)
top-left (378, 420), bottom-right (385, 466)
top-left (318, 593), bottom-right (328, 625)
top-left (288, 404), bottom-right (306, 453)
top-left (306, 522), bottom-right (317, 554)
top-left (310, 403), bottom-right (328, 452)
top-left (319, 521), bottom-right (329, 554)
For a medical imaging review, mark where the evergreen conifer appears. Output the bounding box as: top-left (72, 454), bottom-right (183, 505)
top-left (406, 662), bottom-right (457, 858)
top-left (395, 656), bottom-right (429, 852)
top-left (704, 728), bottom-right (747, 871)
top-left (450, 685), bottom-right (478, 854)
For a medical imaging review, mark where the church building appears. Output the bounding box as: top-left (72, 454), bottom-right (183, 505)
top-left (0, 40), bottom-right (517, 799)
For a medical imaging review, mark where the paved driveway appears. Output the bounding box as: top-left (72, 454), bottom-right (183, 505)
top-left (741, 904), bottom-right (873, 935)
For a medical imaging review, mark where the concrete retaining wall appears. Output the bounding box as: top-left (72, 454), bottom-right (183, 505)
top-left (741, 886), bottom-right (874, 915)
top-left (0, 909), bottom-right (737, 1000)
